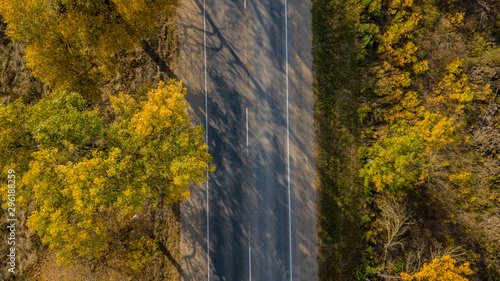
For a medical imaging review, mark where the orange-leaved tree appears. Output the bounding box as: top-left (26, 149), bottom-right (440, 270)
top-left (401, 255), bottom-right (473, 281)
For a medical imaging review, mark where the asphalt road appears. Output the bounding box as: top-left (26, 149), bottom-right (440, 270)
top-left (178, 0), bottom-right (317, 279)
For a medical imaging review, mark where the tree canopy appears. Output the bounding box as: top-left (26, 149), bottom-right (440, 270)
top-left (401, 255), bottom-right (473, 281)
top-left (0, 0), bottom-right (177, 97)
top-left (314, 0), bottom-right (499, 279)
top-left (0, 80), bottom-right (211, 269)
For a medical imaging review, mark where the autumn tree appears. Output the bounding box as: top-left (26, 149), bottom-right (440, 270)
top-left (0, 80), bottom-right (211, 271)
top-left (0, 0), bottom-right (177, 97)
top-left (359, 110), bottom-right (456, 196)
top-left (358, 0), bottom-right (492, 197)
top-left (401, 255), bottom-right (473, 281)
top-left (429, 59), bottom-right (491, 117)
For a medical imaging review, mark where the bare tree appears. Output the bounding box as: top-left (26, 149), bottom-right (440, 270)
top-left (430, 243), bottom-right (467, 263)
top-left (378, 198), bottom-right (415, 265)
top-left (403, 238), bottom-right (426, 276)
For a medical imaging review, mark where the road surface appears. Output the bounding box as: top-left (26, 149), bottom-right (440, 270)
top-left (178, 0), bottom-right (317, 279)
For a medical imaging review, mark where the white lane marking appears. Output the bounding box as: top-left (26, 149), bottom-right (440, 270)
top-left (246, 108), bottom-right (249, 148)
top-left (249, 246), bottom-right (252, 281)
top-left (244, 0), bottom-right (246, 9)
top-left (285, 0), bottom-right (292, 279)
top-left (249, 223), bottom-right (252, 281)
top-left (203, 0), bottom-right (210, 280)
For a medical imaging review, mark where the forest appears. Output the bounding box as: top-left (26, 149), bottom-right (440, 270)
top-left (313, 0), bottom-right (500, 280)
top-left (0, 0), bottom-right (200, 279)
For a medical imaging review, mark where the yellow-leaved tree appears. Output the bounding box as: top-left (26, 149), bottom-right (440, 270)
top-left (0, 0), bottom-right (177, 97)
top-left (0, 80), bottom-right (212, 271)
top-left (359, 110), bottom-right (456, 196)
top-left (401, 255), bottom-right (473, 281)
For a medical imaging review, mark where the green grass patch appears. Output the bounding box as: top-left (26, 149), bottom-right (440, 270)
top-left (312, 0), bottom-right (370, 279)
